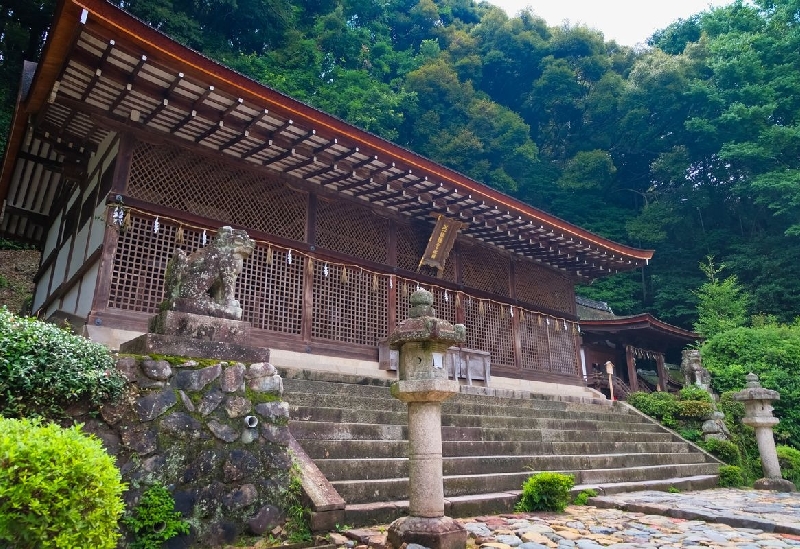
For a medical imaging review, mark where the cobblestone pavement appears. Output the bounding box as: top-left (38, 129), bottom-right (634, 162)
top-left (336, 489), bottom-right (800, 549)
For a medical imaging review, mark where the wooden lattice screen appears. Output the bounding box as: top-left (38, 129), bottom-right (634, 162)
top-left (460, 241), bottom-right (510, 297)
top-left (462, 297), bottom-right (516, 368)
top-left (519, 314), bottom-right (580, 376)
top-left (107, 211), bottom-right (578, 377)
top-left (396, 221), bottom-right (430, 272)
top-left (514, 259), bottom-right (576, 316)
top-left (312, 262), bottom-right (388, 346)
top-left (127, 141), bottom-right (307, 241)
top-left (316, 198), bottom-right (388, 264)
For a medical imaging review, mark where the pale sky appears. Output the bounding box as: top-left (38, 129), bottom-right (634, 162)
top-left (489, 0), bottom-right (735, 47)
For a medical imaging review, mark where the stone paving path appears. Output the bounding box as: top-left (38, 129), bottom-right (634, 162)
top-left (336, 489), bottom-right (800, 549)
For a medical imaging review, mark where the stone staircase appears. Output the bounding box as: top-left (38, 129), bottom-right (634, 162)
top-left (281, 370), bottom-right (720, 526)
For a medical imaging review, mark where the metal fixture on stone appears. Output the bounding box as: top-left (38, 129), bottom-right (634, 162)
top-left (733, 373), bottom-right (795, 492)
top-left (387, 289), bottom-right (468, 549)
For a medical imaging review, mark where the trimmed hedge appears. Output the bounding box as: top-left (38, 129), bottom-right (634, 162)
top-left (0, 417), bottom-right (126, 548)
top-left (0, 307), bottom-right (125, 416)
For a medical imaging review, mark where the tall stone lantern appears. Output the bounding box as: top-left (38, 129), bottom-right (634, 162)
top-left (733, 373), bottom-right (795, 492)
top-left (386, 289), bottom-right (468, 549)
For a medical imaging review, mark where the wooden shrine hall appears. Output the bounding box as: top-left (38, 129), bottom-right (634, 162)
top-left (0, 0), bottom-right (654, 391)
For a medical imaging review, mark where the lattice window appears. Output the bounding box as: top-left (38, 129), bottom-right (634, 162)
top-left (239, 245), bottom-right (303, 334)
top-left (108, 213), bottom-right (303, 334)
top-left (127, 141), bottom-right (307, 241)
top-left (316, 198), bottom-right (389, 264)
top-left (312, 263), bottom-right (388, 345)
top-left (396, 221), bottom-right (429, 272)
top-left (548, 320), bottom-right (580, 376)
top-left (460, 242), bottom-right (510, 297)
top-left (462, 297), bottom-right (514, 368)
top-left (514, 259), bottom-right (576, 315)
top-left (518, 314), bottom-right (579, 376)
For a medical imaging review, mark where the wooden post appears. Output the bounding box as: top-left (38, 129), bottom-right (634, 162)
top-left (626, 345), bottom-right (639, 392)
top-left (301, 255), bottom-right (314, 344)
top-left (89, 133), bottom-right (136, 317)
top-left (656, 352), bottom-right (667, 392)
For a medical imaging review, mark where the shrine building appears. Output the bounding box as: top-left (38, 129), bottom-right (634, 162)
top-left (0, 0), bottom-right (654, 394)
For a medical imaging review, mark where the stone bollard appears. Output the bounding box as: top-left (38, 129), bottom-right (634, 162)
top-left (733, 373), bottom-right (795, 492)
top-left (386, 289), bottom-right (468, 549)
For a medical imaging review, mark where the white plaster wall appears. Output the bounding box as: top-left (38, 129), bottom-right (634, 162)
top-left (88, 202), bottom-right (107, 253)
top-left (87, 133), bottom-right (118, 183)
top-left (32, 265), bottom-right (52, 313)
top-left (42, 211), bottom-right (61, 259)
top-left (51, 240), bottom-right (71, 291)
top-left (61, 282), bottom-right (79, 315)
top-left (68, 223), bottom-right (92, 279)
top-left (75, 262), bottom-right (100, 318)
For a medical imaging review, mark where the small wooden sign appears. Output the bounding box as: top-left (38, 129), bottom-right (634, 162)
top-left (418, 214), bottom-right (463, 277)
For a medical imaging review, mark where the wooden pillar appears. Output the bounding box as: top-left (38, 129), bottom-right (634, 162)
top-left (509, 261), bottom-right (522, 370)
top-left (301, 256), bottom-right (314, 344)
top-left (388, 275), bottom-right (397, 335)
top-left (89, 133), bottom-right (136, 317)
top-left (656, 352), bottom-right (667, 392)
top-left (625, 345), bottom-right (639, 392)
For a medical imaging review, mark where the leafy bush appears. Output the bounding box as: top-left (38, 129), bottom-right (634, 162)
top-left (283, 468), bottom-right (311, 543)
top-left (702, 323), bottom-right (800, 448)
top-left (627, 391), bottom-right (679, 426)
top-left (572, 488), bottom-right (598, 506)
top-left (515, 472), bottom-right (574, 512)
top-left (678, 386), bottom-right (712, 402)
top-left (703, 438), bottom-right (741, 465)
top-left (0, 307), bottom-right (125, 416)
top-left (677, 428), bottom-right (703, 442)
top-left (677, 399), bottom-right (714, 419)
top-left (123, 484), bottom-right (190, 549)
top-left (777, 445), bottom-right (800, 488)
top-left (717, 465), bottom-right (744, 487)
top-left (0, 417), bottom-right (125, 548)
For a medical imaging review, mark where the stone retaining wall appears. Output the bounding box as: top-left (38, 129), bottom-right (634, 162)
top-left (78, 355), bottom-right (294, 547)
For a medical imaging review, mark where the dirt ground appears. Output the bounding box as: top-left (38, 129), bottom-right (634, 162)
top-left (0, 249), bottom-right (40, 314)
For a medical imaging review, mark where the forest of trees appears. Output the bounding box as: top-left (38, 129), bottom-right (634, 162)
top-left (2, 0), bottom-right (799, 331)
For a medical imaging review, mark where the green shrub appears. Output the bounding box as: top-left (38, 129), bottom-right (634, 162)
top-left (283, 468), bottom-right (312, 543)
top-left (703, 438), bottom-right (741, 465)
top-left (677, 428), bottom-right (703, 442)
top-left (677, 399), bottom-right (714, 419)
top-left (123, 484), bottom-right (190, 549)
top-left (702, 324), bottom-right (800, 448)
top-left (0, 417), bottom-right (126, 548)
top-left (678, 386), bottom-right (712, 402)
top-left (572, 488), bottom-right (598, 506)
top-left (0, 307), bottom-right (125, 416)
top-left (717, 465), bottom-right (744, 487)
top-left (777, 445), bottom-right (800, 487)
top-left (515, 472), bottom-right (574, 512)
top-left (627, 391), bottom-right (679, 426)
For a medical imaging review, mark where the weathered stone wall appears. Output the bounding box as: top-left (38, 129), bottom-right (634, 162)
top-left (79, 355), bottom-right (293, 547)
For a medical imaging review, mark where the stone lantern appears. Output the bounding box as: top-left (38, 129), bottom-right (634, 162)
top-left (386, 289), bottom-right (468, 549)
top-left (733, 373), bottom-right (795, 492)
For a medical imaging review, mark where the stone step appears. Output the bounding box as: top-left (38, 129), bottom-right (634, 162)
top-left (332, 463), bottom-right (720, 504)
top-left (297, 438), bottom-right (698, 460)
top-left (289, 403), bottom-right (651, 426)
top-left (316, 452), bottom-right (712, 482)
top-left (289, 421), bottom-right (676, 443)
top-left (343, 474), bottom-right (721, 526)
top-left (283, 385), bottom-right (627, 416)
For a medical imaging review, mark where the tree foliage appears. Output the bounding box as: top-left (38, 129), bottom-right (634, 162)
top-left (693, 257), bottom-right (750, 339)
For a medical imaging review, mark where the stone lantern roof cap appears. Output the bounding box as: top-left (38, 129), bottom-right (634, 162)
top-left (733, 373), bottom-right (780, 402)
top-left (388, 290), bottom-right (466, 349)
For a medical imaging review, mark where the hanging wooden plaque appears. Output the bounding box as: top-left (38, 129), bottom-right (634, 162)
top-left (418, 214), bottom-right (463, 277)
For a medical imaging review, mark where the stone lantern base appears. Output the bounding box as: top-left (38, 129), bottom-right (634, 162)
top-left (387, 516), bottom-right (467, 549)
top-left (753, 477), bottom-right (796, 492)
